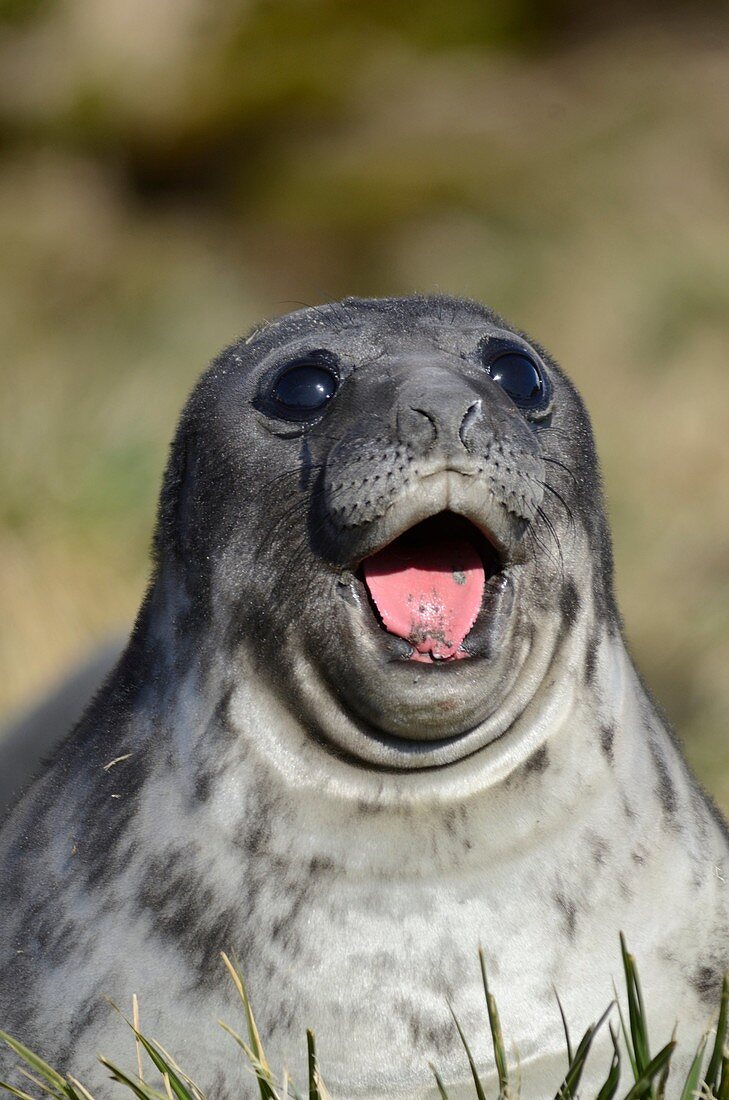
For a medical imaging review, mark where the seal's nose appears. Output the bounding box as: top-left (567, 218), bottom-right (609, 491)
top-left (395, 367), bottom-right (483, 455)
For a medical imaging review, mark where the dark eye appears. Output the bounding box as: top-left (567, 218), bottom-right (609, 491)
top-left (488, 352), bottom-right (546, 410)
top-left (273, 363), bottom-right (338, 412)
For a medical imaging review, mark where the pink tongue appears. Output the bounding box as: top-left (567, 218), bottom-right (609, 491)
top-left (362, 535), bottom-right (485, 659)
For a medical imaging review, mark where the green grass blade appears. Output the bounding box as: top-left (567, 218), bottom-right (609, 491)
top-left (218, 1020), bottom-right (257, 1059)
top-left (449, 1005), bottom-right (487, 1100)
top-left (554, 1004), bottom-right (611, 1100)
top-left (217, 1023), bottom-right (281, 1100)
top-left (679, 1035), bottom-right (707, 1100)
top-left (307, 1031), bottom-right (318, 1100)
top-left (66, 1077), bottom-right (96, 1100)
top-left (705, 975), bottom-right (729, 1094)
top-left (428, 1063), bottom-right (452, 1100)
top-left (0, 1033), bottom-right (85, 1100)
top-left (718, 1048), bottom-right (729, 1100)
top-left (145, 1042), bottom-right (204, 1100)
top-left (595, 1025), bottom-right (621, 1100)
top-left (305, 1031), bottom-right (330, 1100)
top-left (620, 934), bottom-right (652, 1075)
top-left (0, 1079), bottom-right (37, 1100)
top-left (654, 1030), bottom-right (675, 1100)
top-left (241, 1055), bottom-right (282, 1099)
top-left (621, 1041), bottom-right (676, 1100)
top-left (98, 1059), bottom-right (169, 1100)
top-left (553, 989), bottom-right (573, 1067)
top-left (479, 948), bottom-right (509, 1097)
top-left (105, 1000), bottom-right (203, 1100)
top-left (614, 983), bottom-right (639, 1083)
top-left (17, 1068), bottom-right (76, 1099)
top-left (282, 1071), bottom-right (304, 1100)
top-left (126, 1035), bottom-right (194, 1100)
top-left (220, 954), bottom-right (276, 1100)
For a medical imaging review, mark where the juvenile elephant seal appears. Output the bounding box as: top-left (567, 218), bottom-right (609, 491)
top-left (1, 295), bottom-right (728, 1098)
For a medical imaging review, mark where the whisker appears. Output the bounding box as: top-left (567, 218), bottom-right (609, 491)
top-left (534, 504), bottom-right (565, 579)
top-left (541, 455), bottom-right (579, 487)
top-left (541, 481), bottom-right (575, 535)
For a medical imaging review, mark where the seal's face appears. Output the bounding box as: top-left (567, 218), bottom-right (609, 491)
top-left (163, 296), bottom-right (613, 768)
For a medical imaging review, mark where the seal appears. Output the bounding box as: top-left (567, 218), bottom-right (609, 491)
top-left (1, 295), bottom-right (728, 1099)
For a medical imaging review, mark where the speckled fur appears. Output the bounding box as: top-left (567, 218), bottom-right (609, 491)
top-left (1, 296), bottom-right (728, 1099)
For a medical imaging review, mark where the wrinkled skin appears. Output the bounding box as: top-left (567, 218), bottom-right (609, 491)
top-left (1, 296), bottom-right (728, 1099)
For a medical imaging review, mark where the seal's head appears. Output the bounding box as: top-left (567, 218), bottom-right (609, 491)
top-left (155, 295), bottom-right (615, 768)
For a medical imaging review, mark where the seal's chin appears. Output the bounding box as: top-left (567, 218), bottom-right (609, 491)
top-left (357, 513), bottom-right (503, 663)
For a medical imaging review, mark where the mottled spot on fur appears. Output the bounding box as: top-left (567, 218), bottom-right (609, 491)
top-left (589, 833), bottom-right (610, 867)
top-left (206, 1071), bottom-right (233, 1100)
top-left (554, 892), bottom-right (577, 940)
top-left (77, 754), bottom-right (151, 891)
top-left (356, 798), bottom-right (384, 817)
top-left (53, 994), bottom-right (105, 1074)
top-left (243, 819), bottom-right (268, 855)
top-left (405, 1010), bottom-right (423, 1045)
top-left (649, 739), bottom-right (678, 821)
top-left (522, 744), bottom-right (550, 776)
top-left (135, 845), bottom-right (237, 986)
top-left (193, 771), bottom-right (212, 804)
top-left (600, 723), bottom-right (615, 763)
top-left (691, 964), bottom-right (722, 1004)
top-left (584, 633), bottom-right (599, 684)
top-left (211, 682), bottom-right (239, 746)
top-left (424, 1018), bottom-right (455, 1059)
top-left (35, 914), bottom-right (82, 967)
top-left (559, 579), bottom-right (581, 628)
top-left (308, 855), bottom-right (336, 878)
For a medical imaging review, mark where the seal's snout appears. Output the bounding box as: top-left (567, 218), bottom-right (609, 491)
top-left (323, 362), bottom-right (543, 544)
top-left (395, 367), bottom-right (484, 459)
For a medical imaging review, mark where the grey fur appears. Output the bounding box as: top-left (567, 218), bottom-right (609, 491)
top-left (0, 295), bottom-right (727, 1099)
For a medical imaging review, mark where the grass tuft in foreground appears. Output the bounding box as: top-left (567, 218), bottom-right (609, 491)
top-left (1, 938), bottom-right (727, 1100)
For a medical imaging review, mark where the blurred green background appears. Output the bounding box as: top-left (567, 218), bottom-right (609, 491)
top-left (1, 1), bottom-right (729, 803)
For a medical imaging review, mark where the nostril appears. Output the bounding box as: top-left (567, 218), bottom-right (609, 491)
top-left (397, 404), bottom-right (438, 450)
top-left (459, 399), bottom-right (482, 445)
top-left (410, 405), bottom-right (438, 429)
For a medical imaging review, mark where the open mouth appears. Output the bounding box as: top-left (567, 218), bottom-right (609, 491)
top-left (360, 512), bottom-right (503, 663)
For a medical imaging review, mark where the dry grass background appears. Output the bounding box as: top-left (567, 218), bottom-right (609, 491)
top-left (1, 3), bottom-right (729, 803)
